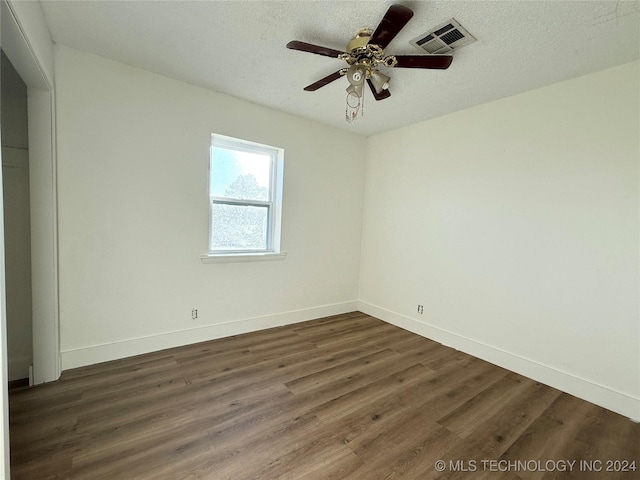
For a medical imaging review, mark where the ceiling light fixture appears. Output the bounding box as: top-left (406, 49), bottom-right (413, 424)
top-left (369, 70), bottom-right (391, 94)
top-left (338, 42), bottom-right (398, 122)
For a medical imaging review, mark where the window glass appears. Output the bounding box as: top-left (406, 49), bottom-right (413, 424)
top-left (210, 147), bottom-right (271, 201)
top-left (210, 204), bottom-right (268, 251)
top-left (208, 134), bottom-right (283, 255)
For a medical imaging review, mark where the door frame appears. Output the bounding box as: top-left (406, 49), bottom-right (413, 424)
top-left (0, 0), bottom-right (58, 474)
top-left (1, 0), bottom-right (59, 386)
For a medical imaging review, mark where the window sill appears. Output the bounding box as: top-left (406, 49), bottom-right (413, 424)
top-left (200, 252), bottom-right (288, 264)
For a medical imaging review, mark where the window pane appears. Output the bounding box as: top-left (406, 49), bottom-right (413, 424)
top-left (210, 147), bottom-right (271, 201)
top-left (210, 203), bottom-right (268, 251)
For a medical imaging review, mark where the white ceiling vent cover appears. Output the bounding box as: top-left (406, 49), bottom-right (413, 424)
top-left (411, 18), bottom-right (476, 54)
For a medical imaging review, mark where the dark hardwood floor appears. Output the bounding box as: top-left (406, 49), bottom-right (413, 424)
top-left (9, 312), bottom-right (639, 479)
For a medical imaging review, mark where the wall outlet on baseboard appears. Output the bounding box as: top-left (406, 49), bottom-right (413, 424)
top-left (191, 308), bottom-right (198, 320)
top-left (417, 305), bottom-right (424, 315)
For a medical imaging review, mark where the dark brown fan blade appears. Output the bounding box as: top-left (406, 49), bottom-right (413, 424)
top-left (304, 70), bottom-right (345, 91)
top-left (369, 4), bottom-right (414, 49)
top-left (393, 55), bottom-right (453, 69)
top-left (286, 41), bottom-right (345, 59)
top-left (366, 79), bottom-right (391, 101)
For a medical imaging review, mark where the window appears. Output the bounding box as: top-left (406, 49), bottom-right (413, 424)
top-left (207, 134), bottom-right (284, 256)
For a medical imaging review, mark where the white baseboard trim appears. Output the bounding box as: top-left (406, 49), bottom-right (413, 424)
top-left (61, 301), bottom-right (358, 371)
top-left (358, 300), bottom-right (640, 422)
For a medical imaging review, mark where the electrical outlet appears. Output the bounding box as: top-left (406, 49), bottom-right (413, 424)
top-left (191, 308), bottom-right (198, 320)
top-left (417, 305), bottom-right (424, 315)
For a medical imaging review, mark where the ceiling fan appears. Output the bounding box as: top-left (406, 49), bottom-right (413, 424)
top-left (286, 4), bottom-right (453, 122)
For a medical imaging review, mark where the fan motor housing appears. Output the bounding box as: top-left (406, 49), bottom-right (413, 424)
top-left (347, 28), bottom-right (373, 53)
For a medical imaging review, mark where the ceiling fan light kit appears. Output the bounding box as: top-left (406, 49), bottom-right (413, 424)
top-left (370, 70), bottom-right (391, 94)
top-left (286, 4), bottom-right (454, 123)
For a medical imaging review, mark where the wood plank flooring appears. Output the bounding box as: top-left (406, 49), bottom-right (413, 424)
top-left (9, 312), bottom-right (639, 479)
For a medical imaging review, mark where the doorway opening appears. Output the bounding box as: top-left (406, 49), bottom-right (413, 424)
top-left (1, 50), bottom-right (33, 387)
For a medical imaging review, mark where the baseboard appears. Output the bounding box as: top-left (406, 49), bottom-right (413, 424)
top-left (61, 301), bottom-right (358, 371)
top-left (358, 300), bottom-right (640, 422)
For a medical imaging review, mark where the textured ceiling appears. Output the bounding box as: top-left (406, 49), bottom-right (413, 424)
top-left (39, 0), bottom-right (640, 136)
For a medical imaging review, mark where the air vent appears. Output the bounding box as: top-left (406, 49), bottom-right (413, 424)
top-left (410, 18), bottom-right (476, 54)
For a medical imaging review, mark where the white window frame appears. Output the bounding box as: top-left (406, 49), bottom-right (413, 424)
top-left (204, 133), bottom-right (285, 261)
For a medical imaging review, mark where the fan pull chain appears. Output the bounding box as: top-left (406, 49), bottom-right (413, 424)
top-left (345, 91), bottom-right (364, 123)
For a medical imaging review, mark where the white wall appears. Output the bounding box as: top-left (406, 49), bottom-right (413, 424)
top-left (54, 45), bottom-right (366, 368)
top-left (359, 61), bottom-right (639, 420)
top-left (1, 51), bottom-right (32, 381)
